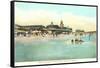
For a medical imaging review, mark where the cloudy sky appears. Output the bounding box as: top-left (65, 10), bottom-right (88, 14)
top-left (15, 2), bottom-right (97, 32)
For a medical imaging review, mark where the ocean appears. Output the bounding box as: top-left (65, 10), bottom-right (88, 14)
top-left (15, 33), bottom-right (96, 62)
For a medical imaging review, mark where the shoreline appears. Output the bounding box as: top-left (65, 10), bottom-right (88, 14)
top-left (15, 33), bottom-right (96, 45)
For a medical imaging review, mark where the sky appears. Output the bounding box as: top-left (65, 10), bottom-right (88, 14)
top-left (15, 2), bottom-right (97, 32)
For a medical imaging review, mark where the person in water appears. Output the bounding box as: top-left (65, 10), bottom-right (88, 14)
top-left (71, 39), bottom-right (74, 44)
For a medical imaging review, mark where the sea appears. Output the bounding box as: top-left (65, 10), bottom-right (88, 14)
top-left (15, 33), bottom-right (97, 62)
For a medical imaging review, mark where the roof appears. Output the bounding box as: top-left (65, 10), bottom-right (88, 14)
top-left (46, 25), bottom-right (60, 29)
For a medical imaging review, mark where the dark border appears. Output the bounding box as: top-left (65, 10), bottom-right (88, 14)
top-left (96, 5), bottom-right (98, 62)
top-left (10, 0), bottom-right (98, 67)
top-left (10, 1), bottom-right (15, 67)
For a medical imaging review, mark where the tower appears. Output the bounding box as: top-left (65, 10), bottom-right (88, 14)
top-left (60, 20), bottom-right (64, 28)
top-left (51, 21), bottom-right (53, 25)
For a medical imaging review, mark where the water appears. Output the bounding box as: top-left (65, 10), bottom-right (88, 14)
top-left (15, 34), bottom-right (96, 62)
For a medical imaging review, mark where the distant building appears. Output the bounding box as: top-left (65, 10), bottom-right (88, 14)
top-left (15, 21), bottom-right (73, 36)
top-left (15, 24), bottom-right (21, 29)
top-left (51, 22), bottom-right (54, 25)
top-left (46, 25), bottom-right (60, 29)
top-left (46, 21), bottom-right (60, 30)
top-left (21, 25), bottom-right (45, 31)
top-left (60, 20), bottom-right (64, 28)
top-left (75, 29), bottom-right (84, 32)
